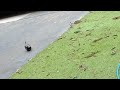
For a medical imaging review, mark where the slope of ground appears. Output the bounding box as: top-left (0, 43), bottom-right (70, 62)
top-left (10, 11), bottom-right (120, 79)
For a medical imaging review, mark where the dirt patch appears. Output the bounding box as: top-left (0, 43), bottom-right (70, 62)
top-left (70, 37), bottom-right (73, 40)
top-left (79, 65), bottom-right (87, 71)
top-left (86, 29), bottom-right (94, 32)
top-left (16, 70), bottom-right (23, 74)
top-left (113, 34), bottom-right (118, 39)
top-left (70, 22), bottom-right (74, 28)
top-left (85, 33), bottom-right (91, 36)
top-left (74, 20), bottom-right (82, 24)
top-left (111, 47), bottom-right (117, 55)
top-left (111, 51), bottom-right (116, 55)
top-left (74, 31), bottom-right (80, 34)
top-left (92, 38), bottom-right (103, 43)
top-left (73, 76), bottom-right (79, 79)
top-left (113, 16), bottom-right (120, 20)
top-left (58, 36), bottom-right (66, 40)
top-left (58, 37), bottom-right (63, 40)
top-left (104, 35), bottom-right (109, 38)
top-left (46, 73), bottom-right (50, 76)
top-left (111, 47), bottom-right (116, 50)
top-left (84, 51), bottom-right (100, 58)
top-left (70, 37), bottom-right (77, 41)
top-left (113, 34), bottom-right (118, 36)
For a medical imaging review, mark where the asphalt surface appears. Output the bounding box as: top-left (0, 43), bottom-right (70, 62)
top-left (0, 11), bottom-right (89, 79)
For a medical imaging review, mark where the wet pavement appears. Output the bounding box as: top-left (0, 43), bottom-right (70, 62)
top-left (0, 11), bottom-right (89, 79)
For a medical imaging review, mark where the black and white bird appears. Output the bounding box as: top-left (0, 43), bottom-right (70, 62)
top-left (25, 41), bottom-right (32, 51)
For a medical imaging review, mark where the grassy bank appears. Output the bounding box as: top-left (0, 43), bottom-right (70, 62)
top-left (10, 11), bottom-right (120, 79)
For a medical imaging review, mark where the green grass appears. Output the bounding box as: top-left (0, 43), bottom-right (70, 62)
top-left (10, 11), bottom-right (120, 79)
